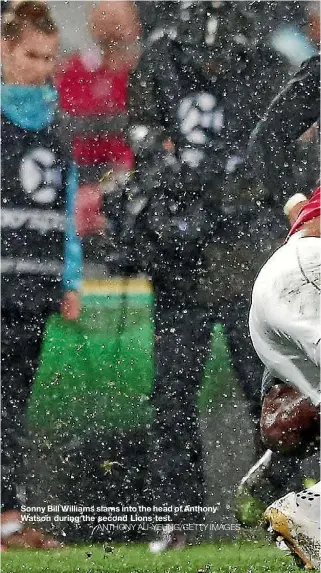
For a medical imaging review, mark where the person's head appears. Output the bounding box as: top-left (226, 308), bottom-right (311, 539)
top-left (88, 1), bottom-right (141, 57)
top-left (177, 1), bottom-right (256, 76)
top-left (1, 1), bottom-right (59, 85)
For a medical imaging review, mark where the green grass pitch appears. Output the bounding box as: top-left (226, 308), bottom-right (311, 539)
top-left (1, 541), bottom-right (301, 573)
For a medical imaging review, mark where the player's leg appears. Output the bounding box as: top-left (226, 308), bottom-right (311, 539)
top-left (236, 368), bottom-right (319, 526)
top-left (148, 294), bottom-right (212, 552)
top-left (265, 482), bottom-right (321, 570)
top-left (249, 237), bottom-right (320, 568)
top-left (1, 309), bottom-right (60, 549)
top-left (1, 309), bottom-right (38, 517)
top-left (225, 298), bottom-right (308, 524)
top-left (249, 236), bottom-right (320, 405)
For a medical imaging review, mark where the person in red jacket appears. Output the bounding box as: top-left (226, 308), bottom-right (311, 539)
top-left (56, 1), bottom-right (141, 237)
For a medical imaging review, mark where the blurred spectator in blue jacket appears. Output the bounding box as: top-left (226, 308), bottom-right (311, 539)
top-left (1, 0), bottom-right (82, 550)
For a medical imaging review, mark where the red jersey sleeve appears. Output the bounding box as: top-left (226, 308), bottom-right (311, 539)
top-left (287, 186), bottom-right (320, 238)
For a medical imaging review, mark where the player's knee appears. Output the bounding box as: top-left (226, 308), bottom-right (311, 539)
top-left (260, 384), bottom-right (319, 454)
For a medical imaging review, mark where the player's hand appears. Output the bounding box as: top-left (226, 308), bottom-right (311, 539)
top-left (61, 291), bottom-right (81, 321)
top-left (76, 184), bottom-right (106, 237)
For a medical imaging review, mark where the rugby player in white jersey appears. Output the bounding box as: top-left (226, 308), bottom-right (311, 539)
top-left (247, 54), bottom-right (320, 570)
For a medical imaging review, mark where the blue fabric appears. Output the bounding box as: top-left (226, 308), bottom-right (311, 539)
top-left (63, 164), bottom-right (83, 291)
top-left (1, 84), bottom-right (58, 130)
